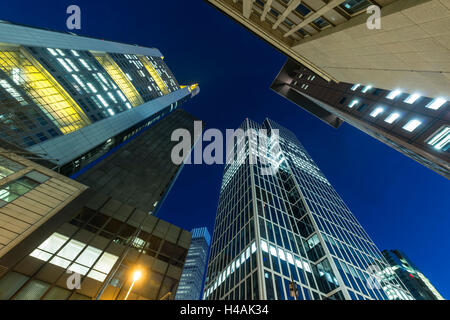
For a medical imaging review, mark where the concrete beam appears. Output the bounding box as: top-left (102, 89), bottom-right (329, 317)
top-left (273, 0), bottom-right (302, 30)
top-left (284, 0), bottom-right (345, 37)
top-left (261, 0), bottom-right (274, 21)
top-left (243, 0), bottom-right (254, 18)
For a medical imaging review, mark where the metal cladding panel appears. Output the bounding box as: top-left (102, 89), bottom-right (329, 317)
top-left (0, 21), bottom-right (163, 57)
top-left (26, 88), bottom-right (191, 165)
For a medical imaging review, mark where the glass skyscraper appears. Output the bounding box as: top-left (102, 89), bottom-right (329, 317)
top-left (203, 118), bottom-right (413, 300)
top-left (382, 249), bottom-right (444, 300)
top-left (0, 20), bottom-right (199, 176)
top-left (0, 109), bottom-right (201, 300)
top-left (175, 227), bottom-right (211, 300)
top-left (0, 20), bottom-right (201, 300)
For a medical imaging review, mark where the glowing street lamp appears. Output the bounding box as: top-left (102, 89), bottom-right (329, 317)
top-left (124, 269), bottom-right (142, 300)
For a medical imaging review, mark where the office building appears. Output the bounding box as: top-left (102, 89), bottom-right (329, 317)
top-left (0, 20), bottom-right (199, 176)
top-left (0, 103), bottom-right (202, 299)
top-left (382, 249), bottom-right (445, 300)
top-left (75, 109), bottom-right (203, 214)
top-left (203, 118), bottom-right (413, 300)
top-left (175, 227), bottom-right (211, 300)
top-left (205, 0), bottom-right (450, 97)
top-left (204, 0), bottom-right (449, 178)
top-left (0, 145), bottom-right (193, 300)
top-left (271, 60), bottom-right (449, 178)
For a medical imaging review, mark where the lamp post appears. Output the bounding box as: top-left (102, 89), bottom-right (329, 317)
top-left (124, 269), bottom-right (142, 300)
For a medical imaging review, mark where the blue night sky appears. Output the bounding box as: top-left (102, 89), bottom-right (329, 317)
top-left (2, 0), bottom-right (449, 299)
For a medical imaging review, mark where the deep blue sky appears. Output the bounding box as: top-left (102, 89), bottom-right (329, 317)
top-left (2, 0), bottom-right (449, 299)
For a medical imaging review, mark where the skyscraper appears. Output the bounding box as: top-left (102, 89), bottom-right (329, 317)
top-left (204, 0), bottom-right (450, 97)
top-left (175, 227), bottom-right (211, 300)
top-left (0, 109), bottom-right (201, 300)
top-left (271, 60), bottom-right (449, 178)
top-left (204, 1), bottom-right (449, 178)
top-left (203, 118), bottom-right (413, 300)
top-left (382, 249), bottom-right (445, 300)
top-left (0, 20), bottom-right (199, 176)
top-left (75, 109), bottom-right (203, 214)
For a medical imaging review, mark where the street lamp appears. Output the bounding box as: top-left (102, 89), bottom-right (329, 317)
top-left (124, 269), bottom-right (142, 300)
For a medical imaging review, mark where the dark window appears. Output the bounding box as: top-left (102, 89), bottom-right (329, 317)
top-left (357, 104), bottom-right (368, 112)
top-left (23, 136), bottom-right (36, 147)
top-left (36, 132), bottom-right (48, 142)
top-left (313, 17), bottom-right (330, 29)
top-left (47, 128), bottom-right (59, 137)
top-left (295, 4), bottom-right (311, 16)
top-left (372, 88), bottom-right (382, 96)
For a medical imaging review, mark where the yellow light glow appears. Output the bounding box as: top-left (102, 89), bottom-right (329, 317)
top-left (138, 56), bottom-right (169, 95)
top-left (0, 47), bottom-right (91, 134)
top-left (180, 83), bottom-right (199, 93)
top-left (92, 52), bottom-right (144, 107)
top-left (132, 270), bottom-right (142, 281)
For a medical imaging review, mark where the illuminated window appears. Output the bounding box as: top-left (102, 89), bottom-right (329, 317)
top-left (30, 232), bottom-right (118, 282)
top-left (0, 79), bottom-right (27, 105)
top-left (116, 90), bottom-right (127, 102)
top-left (57, 58), bottom-right (72, 72)
top-left (362, 85), bottom-right (372, 93)
top-left (87, 83), bottom-right (97, 93)
top-left (348, 99), bottom-right (359, 108)
top-left (93, 52), bottom-right (144, 107)
top-left (340, 0), bottom-right (372, 14)
top-left (0, 48), bottom-right (91, 134)
top-left (370, 107), bottom-right (384, 118)
top-left (385, 112), bottom-right (400, 124)
top-left (47, 48), bottom-right (58, 56)
top-left (79, 58), bottom-right (92, 71)
top-left (402, 119), bottom-right (422, 132)
top-left (97, 94), bottom-right (109, 107)
top-left (387, 90), bottom-right (402, 100)
top-left (139, 56), bottom-right (169, 95)
top-left (0, 175), bottom-right (42, 204)
top-left (427, 126), bottom-right (450, 151)
top-left (351, 84), bottom-right (360, 91)
top-left (0, 155), bottom-right (25, 179)
top-left (261, 240), bottom-right (268, 252)
top-left (107, 92), bottom-right (117, 103)
top-left (425, 97), bottom-right (447, 110)
top-left (269, 246), bottom-right (277, 257)
top-left (55, 49), bottom-right (65, 56)
top-left (72, 74), bottom-right (88, 93)
top-left (404, 93), bottom-right (421, 104)
top-left (64, 58), bottom-right (79, 72)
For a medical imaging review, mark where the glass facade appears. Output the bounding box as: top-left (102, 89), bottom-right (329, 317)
top-left (382, 250), bottom-right (445, 300)
top-left (175, 227), bottom-right (211, 300)
top-left (203, 118), bottom-right (413, 300)
top-left (271, 60), bottom-right (449, 178)
top-left (0, 46), bottom-right (91, 144)
top-left (0, 26), bottom-right (188, 163)
top-left (0, 196), bottom-right (191, 300)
